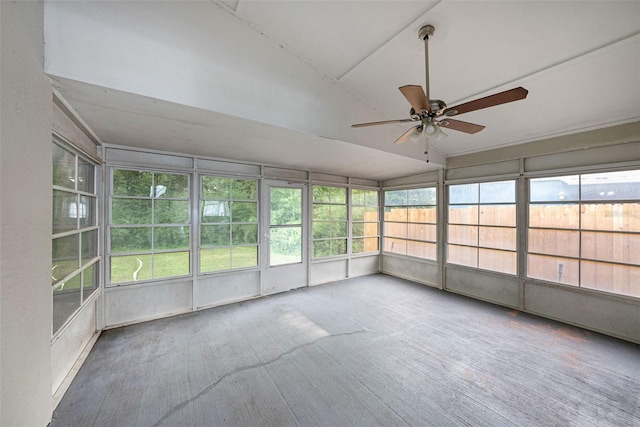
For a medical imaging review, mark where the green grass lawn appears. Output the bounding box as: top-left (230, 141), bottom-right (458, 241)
top-left (110, 246), bottom-right (258, 283)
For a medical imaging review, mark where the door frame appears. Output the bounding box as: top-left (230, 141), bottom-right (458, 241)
top-left (261, 180), bottom-right (308, 295)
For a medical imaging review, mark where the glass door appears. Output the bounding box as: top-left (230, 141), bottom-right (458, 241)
top-left (262, 181), bottom-right (308, 294)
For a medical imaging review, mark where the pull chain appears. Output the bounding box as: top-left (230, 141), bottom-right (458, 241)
top-left (424, 137), bottom-right (430, 163)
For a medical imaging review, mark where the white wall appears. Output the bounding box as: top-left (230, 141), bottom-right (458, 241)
top-left (0, 1), bottom-right (54, 425)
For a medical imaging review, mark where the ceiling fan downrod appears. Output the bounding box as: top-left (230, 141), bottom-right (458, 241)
top-left (418, 25), bottom-right (435, 111)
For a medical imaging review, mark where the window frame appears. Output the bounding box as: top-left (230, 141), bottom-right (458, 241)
top-left (52, 139), bottom-right (100, 336)
top-left (311, 185), bottom-right (348, 260)
top-left (446, 179), bottom-right (518, 275)
top-left (107, 167), bottom-right (192, 285)
top-left (526, 168), bottom-right (640, 299)
top-left (350, 188), bottom-right (380, 255)
top-left (199, 174), bottom-right (260, 274)
top-left (382, 186), bottom-right (438, 261)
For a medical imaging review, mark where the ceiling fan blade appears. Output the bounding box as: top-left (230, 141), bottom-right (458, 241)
top-left (351, 118), bottom-right (413, 128)
top-left (443, 87), bottom-right (528, 117)
top-left (399, 85), bottom-right (429, 112)
top-left (394, 126), bottom-right (419, 145)
top-left (438, 118), bottom-right (485, 134)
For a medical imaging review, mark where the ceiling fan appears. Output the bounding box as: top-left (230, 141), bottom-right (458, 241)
top-left (352, 25), bottom-right (529, 145)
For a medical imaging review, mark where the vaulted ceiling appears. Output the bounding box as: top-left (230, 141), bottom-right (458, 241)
top-left (45, 1), bottom-right (640, 180)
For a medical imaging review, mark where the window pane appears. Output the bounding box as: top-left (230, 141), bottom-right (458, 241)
top-left (581, 231), bottom-right (640, 265)
top-left (113, 170), bottom-right (153, 197)
top-left (352, 189), bottom-right (366, 205)
top-left (155, 200), bottom-right (189, 224)
top-left (53, 190), bottom-right (78, 234)
top-left (407, 241), bottom-right (436, 260)
top-left (76, 157), bottom-right (95, 194)
top-left (270, 226), bottom-right (302, 265)
top-left (313, 222), bottom-right (331, 239)
top-left (52, 234), bottom-right (79, 284)
top-left (479, 248), bottom-right (517, 275)
top-left (53, 144), bottom-right (76, 189)
top-left (112, 199), bottom-right (152, 224)
top-left (111, 227), bottom-right (152, 253)
top-left (448, 225), bottom-right (478, 246)
top-left (200, 248), bottom-right (231, 272)
top-left (231, 202), bottom-right (257, 222)
top-left (332, 205), bottom-right (347, 221)
top-left (331, 239), bottom-right (347, 255)
top-left (154, 173), bottom-right (188, 198)
top-left (365, 191), bottom-right (379, 205)
top-left (384, 222), bottom-right (407, 239)
top-left (384, 207), bottom-right (407, 222)
top-left (385, 190), bottom-right (407, 206)
top-left (479, 205), bottom-right (515, 226)
top-left (364, 206), bottom-right (379, 221)
top-left (202, 176), bottom-right (230, 199)
top-left (581, 170), bottom-right (640, 201)
top-left (271, 188), bottom-right (302, 225)
top-left (480, 181), bottom-right (515, 203)
top-left (232, 224), bottom-right (258, 245)
top-left (581, 261), bottom-right (640, 298)
top-left (82, 263), bottom-right (99, 302)
top-left (313, 240), bottom-right (331, 258)
top-left (581, 203), bottom-right (640, 232)
top-left (201, 225), bottom-right (230, 247)
top-left (110, 254), bottom-right (152, 283)
top-left (449, 184), bottom-right (478, 204)
top-left (527, 254), bottom-right (578, 286)
top-left (154, 252), bottom-right (189, 278)
top-left (479, 226), bottom-right (516, 251)
top-left (352, 206), bottom-right (365, 221)
top-left (530, 176), bottom-right (579, 202)
top-left (53, 274), bottom-right (81, 334)
top-left (528, 229), bottom-right (579, 258)
top-left (154, 226), bottom-right (190, 250)
top-left (313, 186), bottom-right (346, 204)
top-left (363, 222), bottom-right (379, 237)
top-left (408, 223), bottom-right (436, 242)
top-left (529, 204), bottom-right (579, 229)
top-left (383, 237), bottom-right (406, 255)
top-left (364, 237), bottom-right (379, 252)
top-left (331, 221), bottom-right (348, 238)
top-left (448, 244), bottom-right (478, 268)
top-left (201, 201), bottom-right (230, 223)
top-left (232, 246), bottom-right (258, 269)
top-left (352, 222), bottom-right (365, 237)
top-left (448, 205), bottom-right (478, 225)
top-left (78, 196), bottom-right (96, 228)
top-left (81, 230), bottom-right (98, 264)
top-left (408, 188), bottom-right (436, 205)
top-left (408, 206), bottom-right (436, 223)
top-left (313, 205), bottom-right (330, 221)
top-left (232, 179), bottom-right (257, 200)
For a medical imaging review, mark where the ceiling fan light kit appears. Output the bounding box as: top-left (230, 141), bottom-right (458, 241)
top-left (352, 24), bottom-right (529, 149)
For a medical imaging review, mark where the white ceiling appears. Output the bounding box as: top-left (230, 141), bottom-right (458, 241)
top-left (45, 1), bottom-right (640, 181)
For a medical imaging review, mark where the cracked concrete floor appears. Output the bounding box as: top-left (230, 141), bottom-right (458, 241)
top-left (51, 274), bottom-right (640, 426)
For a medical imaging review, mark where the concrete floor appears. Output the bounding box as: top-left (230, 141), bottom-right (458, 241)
top-left (51, 274), bottom-right (640, 426)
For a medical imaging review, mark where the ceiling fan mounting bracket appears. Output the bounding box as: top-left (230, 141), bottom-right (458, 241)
top-left (418, 25), bottom-right (435, 40)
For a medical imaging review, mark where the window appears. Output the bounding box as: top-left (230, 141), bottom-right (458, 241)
top-left (383, 187), bottom-right (437, 260)
top-left (351, 189), bottom-right (379, 254)
top-left (528, 170), bottom-right (640, 298)
top-left (52, 142), bottom-right (99, 335)
top-left (109, 169), bottom-right (190, 283)
top-left (447, 181), bottom-right (517, 274)
top-left (200, 176), bottom-right (258, 272)
top-left (312, 186), bottom-right (347, 258)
